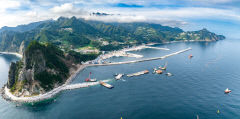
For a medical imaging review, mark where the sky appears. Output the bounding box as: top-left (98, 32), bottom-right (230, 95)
top-left (0, 0), bottom-right (240, 38)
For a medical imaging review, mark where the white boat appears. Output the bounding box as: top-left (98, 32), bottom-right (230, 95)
top-left (153, 68), bottom-right (157, 73)
top-left (166, 73), bottom-right (173, 76)
top-left (159, 62), bottom-right (167, 70)
top-left (224, 88), bottom-right (231, 93)
top-left (115, 74), bottom-right (124, 80)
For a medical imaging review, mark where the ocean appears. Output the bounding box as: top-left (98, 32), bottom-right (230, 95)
top-left (1, 39), bottom-right (240, 119)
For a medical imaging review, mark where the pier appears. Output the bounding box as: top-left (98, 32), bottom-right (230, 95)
top-left (91, 47), bottom-right (191, 66)
top-left (144, 46), bottom-right (170, 50)
top-left (124, 45), bottom-right (170, 52)
top-left (63, 80), bottom-right (111, 90)
top-left (0, 52), bottom-right (22, 58)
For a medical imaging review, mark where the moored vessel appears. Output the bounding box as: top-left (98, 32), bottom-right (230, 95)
top-left (115, 74), bottom-right (124, 80)
top-left (224, 88), bottom-right (231, 93)
top-left (85, 72), bottom-right (97, 82)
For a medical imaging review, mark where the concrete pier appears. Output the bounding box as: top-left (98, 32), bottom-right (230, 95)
top-left (63, 80), bottom-right (111, 90)
top-left (91, 47), bottom-right (191, 66)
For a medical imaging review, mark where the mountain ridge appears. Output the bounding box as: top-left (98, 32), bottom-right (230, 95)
top-left (0, 16), bottom-right (225, 53)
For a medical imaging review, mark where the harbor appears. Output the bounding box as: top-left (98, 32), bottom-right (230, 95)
top-left (1, 40), bottom-right (238, 119)
top-left (1, 48), bottom-right (191, 103)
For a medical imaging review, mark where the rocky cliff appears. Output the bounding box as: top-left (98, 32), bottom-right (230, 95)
top-left (7, 41), bottom-right (98, 97)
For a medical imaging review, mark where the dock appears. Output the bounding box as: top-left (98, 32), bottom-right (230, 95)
top-left (0, 52), bottom-right (22, 58)
top-left (144, 46), bottom-right (170, 50)
top-left (63, 79), bottom-right (111, 90)
top-left (91, 47), bottom-right (192, 66)
top-left (124, 45), bottom-right (170, 52)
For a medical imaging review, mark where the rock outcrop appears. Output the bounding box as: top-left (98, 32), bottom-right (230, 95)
top-left (6, 41), bottom-right (99, 97)
top-left (7, 62), bottom-right (17, 88)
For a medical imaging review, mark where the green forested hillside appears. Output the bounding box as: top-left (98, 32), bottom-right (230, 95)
top-left (7, 41), bottom-right (99, 95)
top-left (0, 16), bottom-right (225, 52)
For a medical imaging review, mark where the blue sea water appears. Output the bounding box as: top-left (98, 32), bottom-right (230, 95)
top-left (1, 39), bottom-right (240, 119)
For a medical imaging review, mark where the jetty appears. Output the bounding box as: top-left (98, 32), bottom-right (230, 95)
top-left (124, 45), bottom-right (170, 52)
top-left (63, 80), bottom-right (111, 90)
top-left (92, 47), bottom-right (191, 66)
top-left (0, 52), bottom-right (22, 58)
top-left (144, 46), bottom-right (170, 50)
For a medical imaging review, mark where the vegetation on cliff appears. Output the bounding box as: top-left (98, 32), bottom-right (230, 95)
top-left (7, 41), bottom-right (99, 96)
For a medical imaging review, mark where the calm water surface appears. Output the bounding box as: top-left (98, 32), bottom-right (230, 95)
top-left (1, 39), bottom-right (240, 119)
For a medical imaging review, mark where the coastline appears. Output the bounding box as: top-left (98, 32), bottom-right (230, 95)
top-left (155, 39), bottom-right (217, 45)
top-left (1, 64), bottom-right (88, 103)
top-left (1, 64), bottom-right (112, 103)
top-left (1, 40), bottom-right (212, 103)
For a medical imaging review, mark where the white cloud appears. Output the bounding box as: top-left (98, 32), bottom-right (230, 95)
top-left (1, 0), bottom-right (240, 30)
top-left (26, 11), bottom-right (38, 17)
top-left (51, 3), bottom-right (74, 13)
top-left (0, 0), bottom-right (21, 12)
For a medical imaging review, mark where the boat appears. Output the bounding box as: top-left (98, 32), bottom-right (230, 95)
top-left (159, 62), bottom-right (167, 70)
top-left (217, 109), bottom-right (220, 114)
top-left (99, 81), bottom-right (114, 89)
top-left (165, 72), bottom-right (173, 76)
top-left (156, 70), bottom-right (163, 74)
top-left (196, 115), bottom-right (199, 119)
top-left (189, 54), bottom-right (193, 59)
top-left (153, 68), bottom-right (157, 73)
top-left (115, 74), bottom-right (124, 80)
top-left (224, 88), bottom-right (231, 93)
top-left (85, 72), bottom-right (97, 82)
top-left (127, 70), bottom-right (149, 77)
top-left (144, 70), bottom-right (149, 74)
